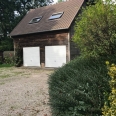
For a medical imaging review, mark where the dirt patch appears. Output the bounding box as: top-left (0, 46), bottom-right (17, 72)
top-left (0, 67), bottom-right (53, 116)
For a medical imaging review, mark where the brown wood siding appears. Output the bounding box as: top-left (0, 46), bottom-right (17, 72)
top-left (13, 30), bottom-right (69, 65)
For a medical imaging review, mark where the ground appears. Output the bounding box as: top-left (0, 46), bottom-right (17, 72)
top-left (0, 67), bottom-right (53, 116)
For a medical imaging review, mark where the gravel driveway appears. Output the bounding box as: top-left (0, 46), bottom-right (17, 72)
top-left (0, 67), bottom-right (53, 116)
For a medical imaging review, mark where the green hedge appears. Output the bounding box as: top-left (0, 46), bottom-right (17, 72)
top-left (48, 56), bottom-right (116, 116)
top-left (102, 62), bottom-right (116, 115)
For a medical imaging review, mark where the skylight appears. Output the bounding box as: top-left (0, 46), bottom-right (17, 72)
top-left (29, 16), bottom-right (42, 24)
top-left (49, 12), bottom-right (63, 20)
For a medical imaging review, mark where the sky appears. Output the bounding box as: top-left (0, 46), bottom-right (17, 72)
top-left (53, 0), bottom-right (67, 4)
top-left (53, 0), bottom-right (58, 3)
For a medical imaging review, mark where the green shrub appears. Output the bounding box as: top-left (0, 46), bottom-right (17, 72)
top-left (2, 51), bottom-right (14, 65)
top-left (14, 48), bottom-right (23, 67)
top-left (0, 56), bottom-right (3, 64)
top-left (102, 62), bottom-right (116, 116)
top-left (48, 56), bottom-right (116, 116)
top-left (73, 0), bottom-right (116, 58)
top-left (4, 57), bottom-right (14, 65)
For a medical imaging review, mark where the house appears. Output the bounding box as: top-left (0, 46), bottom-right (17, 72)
top-left (10, 0), bottom-right (86, 68)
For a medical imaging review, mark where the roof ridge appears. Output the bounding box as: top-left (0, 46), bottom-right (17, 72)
top-left (29, 0), bottom-right (78, 11)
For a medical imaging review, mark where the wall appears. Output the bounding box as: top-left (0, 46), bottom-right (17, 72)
top-left (13, 30), bottom-right (69, 65)
top-left (3, 51), bottom-right (14, 58)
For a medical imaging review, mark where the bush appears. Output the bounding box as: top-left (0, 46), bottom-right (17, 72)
top-left (2, 51), bottom-right (14, 65)
top-left (102, 62), bottom-right (116, 115)
top-left (4, 57), bottom-right (14, 64)
top-left (0, 56), bottom-right (3, 64)
top-left (48, 56), bottom-right (116, 116)
top-left (73, 0), bottom-right (116, 58)
top-left (14, 48), bottom-right (23, 67)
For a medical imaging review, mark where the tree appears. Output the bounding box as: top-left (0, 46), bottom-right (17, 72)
top-left (15, 0), bottom-right (53, 16)
top-left (73, 0), bottom-right (116, 58)
top-left (0, 0), bottom-right (15, 38)
top-left (0, 0), bottom-right (16, 51)
top-left (0, 0), bottom-right (53, 38)
top-left (0, 0), bottom-right (53, 51)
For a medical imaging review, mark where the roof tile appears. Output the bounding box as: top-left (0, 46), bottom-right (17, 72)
top-left (10, 0), bottom-right (84, 36)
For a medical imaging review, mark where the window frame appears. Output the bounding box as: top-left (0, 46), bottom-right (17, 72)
top-left (29, 16), bottom-right (42, 24)
top-left (49, 12), bottom-right (64, 20)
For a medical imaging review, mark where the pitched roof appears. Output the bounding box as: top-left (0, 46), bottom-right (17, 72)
top-left (10, 0), bottom-right (84, 36)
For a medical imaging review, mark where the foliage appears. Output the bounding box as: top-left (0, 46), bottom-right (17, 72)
top-left (0, 51), bottom-right (14, 65)
top-left (0, 0), bottom-right (15, 38)
top-left (102, 61), bottom-right (116, 116)
top-left (0, 56), bottom-right (2, 64)
top-left (0, 64), bottom-right (14, 68)
top-left (4, 57), bottom-right (14, 65)
top-left (15, 0), bottom-right (53, 17)
top-left (14, 47), bottom-right (23, 67)
top-left (58, 0), bottom-right (64, 3)
top-left (73, 0), bottom-right (116, 58)
top-left (0, 0), bottom-right (53, 51)
top-left (86, 0), bottom-right (98, 5)
top-left (48, 55), bottom-right (116, 116)
top-left (0, 37), bottom-right (13, 51)
top-left (0, 0), bottom-right (53, 37)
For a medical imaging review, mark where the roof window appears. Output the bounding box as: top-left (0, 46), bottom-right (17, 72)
top-left (49, 12), bottom-right (63, 20)
top-left (29, 16), bottom-right (42, 24)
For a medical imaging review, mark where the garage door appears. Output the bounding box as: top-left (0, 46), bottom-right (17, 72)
top-left (23, 47), bottom-right (40, 66)
top-left (45, 46), bottom-right (66, 67)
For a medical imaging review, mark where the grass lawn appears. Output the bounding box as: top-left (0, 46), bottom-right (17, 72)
top-left (0, 64), bottom-right (14, 68)
top-left (0, 66), bottom-right (30, 80)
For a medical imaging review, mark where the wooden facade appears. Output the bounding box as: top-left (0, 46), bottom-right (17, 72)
top-left (13, 30), bottom-right (73, 65)
top-left (13, 27), bottom-right (80, 66)
top-left (10, 0), bottom-right (87, 67)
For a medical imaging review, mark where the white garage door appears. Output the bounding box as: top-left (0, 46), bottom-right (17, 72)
top-left (45, 46), bottom-right (66, 67)
top-left (23, 47), bottom-right (40, 66)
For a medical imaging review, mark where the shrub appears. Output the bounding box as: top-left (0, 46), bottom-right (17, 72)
top-left (73, 0), bottom-right (116, 58)
top-left (2, 51), bottom-right (14, 65)
top-left (14, 47), bottom-right (23, 67)
top-left (4, 56), bottom-right (14, 64)
top-left (0, 56), bottom-right (3, 64)
top-left (48, 56), bottom-right (116, 116)
top-left (102, 62), bottom-right (116, 116)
